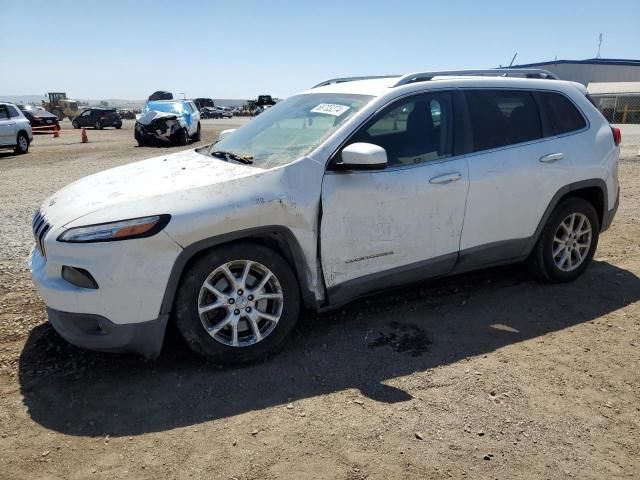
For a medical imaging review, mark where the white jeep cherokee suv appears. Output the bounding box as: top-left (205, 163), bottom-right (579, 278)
top-left (30, 69), bottom-right (620, 362)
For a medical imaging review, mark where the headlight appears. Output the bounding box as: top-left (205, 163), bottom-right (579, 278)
top-left (57, 215), bottom-right (170, 243)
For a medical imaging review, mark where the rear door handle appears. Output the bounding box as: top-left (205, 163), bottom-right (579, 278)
top-left (539, 153), bottom-right (564, 163)
top-left (429, 172), bottom-right (462, 184)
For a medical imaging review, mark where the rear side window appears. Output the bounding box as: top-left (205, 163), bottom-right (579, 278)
top-left (465, 90), bottom-right (542, 152)
top-left (349, 91), bottom-right (453, 167)
top-left (7, 105), bottom-right (21, 118)
top-left (534, 91), bottom-right (586, 136)
top-left (0, 105), bottom-right (9, 119)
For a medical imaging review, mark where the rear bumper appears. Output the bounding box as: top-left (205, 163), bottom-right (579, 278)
top-left (47, 308), bottom-right (168, 358)
top-left (601, 187), bottom-right (619, 232)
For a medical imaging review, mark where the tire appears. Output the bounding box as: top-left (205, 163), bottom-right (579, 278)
top-left (529, 197), bottom-right (599, 283)
top-left (72, 120), bottom-right (79, 129)
top-left (134, 131), bottom-right (146, 147)
top-left (14, 132), bottom-right (29, 154)
top-left (176, 128), bottom-right (188, 146)
top-left (193, 122), bottom-right (201, 141)
top-left (174, 243), bottom-right (301, 364)
top-left (115, 124), bottom-right (122, 129)
top-left (94, 121), bottom-right (102, 130)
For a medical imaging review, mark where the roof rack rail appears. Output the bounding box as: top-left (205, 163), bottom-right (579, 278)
top-left (391, 68), bottom-right (559, 87)
top-left (312, 75), bottom-right (399, 89)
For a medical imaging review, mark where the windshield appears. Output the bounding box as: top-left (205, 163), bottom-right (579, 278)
top-left (208, 93), bottom-right (373, 168)
top-left (144, 101), bottom-right (183, 114)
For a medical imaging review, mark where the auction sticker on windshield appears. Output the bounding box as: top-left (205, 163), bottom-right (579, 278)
top-left (311, 103), bottom-right (350, 116)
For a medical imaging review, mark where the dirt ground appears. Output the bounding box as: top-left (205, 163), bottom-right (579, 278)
top-left (0, 120), bottom-right (639, 480)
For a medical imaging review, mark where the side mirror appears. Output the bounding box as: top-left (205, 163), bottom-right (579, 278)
top-left (219, 128), bottom-right (236, 140)
top-left (336, 142), bottom-right (387, 171)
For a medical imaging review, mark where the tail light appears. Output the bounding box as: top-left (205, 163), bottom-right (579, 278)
top-left (611, 126), bottom-right (622, 146)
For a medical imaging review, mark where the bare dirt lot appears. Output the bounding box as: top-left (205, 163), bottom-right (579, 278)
top-left (1, 121), bottom-right (639, 479)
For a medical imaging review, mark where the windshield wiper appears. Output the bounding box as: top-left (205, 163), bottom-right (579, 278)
top-left (210, 150), bottom-right (254, 165)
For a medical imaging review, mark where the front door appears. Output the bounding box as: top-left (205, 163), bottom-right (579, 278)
top-left (320, 91), bottom-right (469, 303)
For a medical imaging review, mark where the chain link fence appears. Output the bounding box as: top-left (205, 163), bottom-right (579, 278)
top-left (591, 95), bottom-right (640, 124)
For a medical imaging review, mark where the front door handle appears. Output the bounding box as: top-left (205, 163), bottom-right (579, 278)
top-left (429, 172), bottom-right (462, 184)
top-left (539, 153), bottom-right (564, 163)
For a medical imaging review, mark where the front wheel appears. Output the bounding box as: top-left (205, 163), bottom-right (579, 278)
top-left (72, 120), bottom-right (79, 129)
top-left (529, 197), bottom-right (599, 282)
top-left (174, 243), bottom-right (301, 364)
top-left (175, 128), bottom-right (188, 146)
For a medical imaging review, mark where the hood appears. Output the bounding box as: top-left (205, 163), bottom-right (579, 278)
top-left (40, 149), bottom-right (258, 227)
top-left (136, 109), bottom-right (183, 126)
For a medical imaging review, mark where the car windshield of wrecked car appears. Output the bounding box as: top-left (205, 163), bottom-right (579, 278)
top-left (207, 93), bottom-right (373, 168)
top-left (144, 101), bottom-right (184, 114)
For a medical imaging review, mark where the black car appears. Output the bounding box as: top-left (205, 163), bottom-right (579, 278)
top-left (193, 97), bottom-right (215, 110)
top-left (19, 106), bottom-right (60, 132)
top-left (72, 108), bottom-right (122, 129)
top-left (148, 91), bottom-right (173, 101)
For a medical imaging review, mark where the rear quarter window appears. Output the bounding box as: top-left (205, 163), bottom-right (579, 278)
top-left (534, 91), bottom-right (586, 136)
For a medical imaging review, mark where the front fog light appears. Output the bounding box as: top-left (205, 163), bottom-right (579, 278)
top-left (62, 266), bottom-right (99, 289)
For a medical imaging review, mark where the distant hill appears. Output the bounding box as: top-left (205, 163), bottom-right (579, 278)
top-left (0, 94), bottom-right (251, 109)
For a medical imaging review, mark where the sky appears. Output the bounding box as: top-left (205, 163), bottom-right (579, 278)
top-left (1, 0), bottom-right (639, 100)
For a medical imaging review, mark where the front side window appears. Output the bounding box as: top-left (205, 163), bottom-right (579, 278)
top-left (208, 93), bottom-right (372, 169)
top-left (346, 92), bottom-right (453, 167)
top-left (465, 90), bottom-right (542, 152)
top-left (534, 91), bottom-right (586, 135)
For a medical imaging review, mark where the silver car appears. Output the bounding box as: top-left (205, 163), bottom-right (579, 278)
top-left (0, 102), bottom-right (33, 154)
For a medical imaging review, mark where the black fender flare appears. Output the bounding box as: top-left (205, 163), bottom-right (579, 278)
top-left (524, 178), bottom-right (609, 256)
top-left (160, 226), bottom-right (320, 316)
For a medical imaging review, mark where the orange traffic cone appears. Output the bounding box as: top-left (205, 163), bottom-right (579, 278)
top-left (81, 128), bottom-right (88, 143)
top-left (53, 128), bottom-right (59, 138)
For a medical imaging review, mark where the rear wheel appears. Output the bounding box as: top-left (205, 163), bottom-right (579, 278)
top-left (529, 197), bottom-right (599, 282)
top-left (14, 132), bottom-right (29, 154)
top-left (193, 122), bottom-right (201, 141)
top-left (115, 124), bottom-right (122, 129)
top-left (174, 243), bottom-right (300, 364)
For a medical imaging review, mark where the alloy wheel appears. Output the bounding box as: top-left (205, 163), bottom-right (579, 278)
top-left (552, 213), bottom-right (592, 272)
top-left (18, 136), bottom-right (28, 152)
top-left (197, 260), bottom-right (284, 347)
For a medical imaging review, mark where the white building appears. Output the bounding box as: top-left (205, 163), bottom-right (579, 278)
top-left (511, 59), bottom-right (640, 123)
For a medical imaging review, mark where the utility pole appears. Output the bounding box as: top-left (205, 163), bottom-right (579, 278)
top-left (596, 33), bottom-right (602, 59)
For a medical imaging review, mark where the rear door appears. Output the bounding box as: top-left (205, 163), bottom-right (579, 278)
top-left (457, 89), bottom-right (581, 268)
top-left (0, 105), bottom-right (14, 145)
top-left (320, 91), bottom-right (470, 302)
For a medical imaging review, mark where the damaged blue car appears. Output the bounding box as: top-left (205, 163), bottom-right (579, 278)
top-left (134, 99), bottom-right (201, 146)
